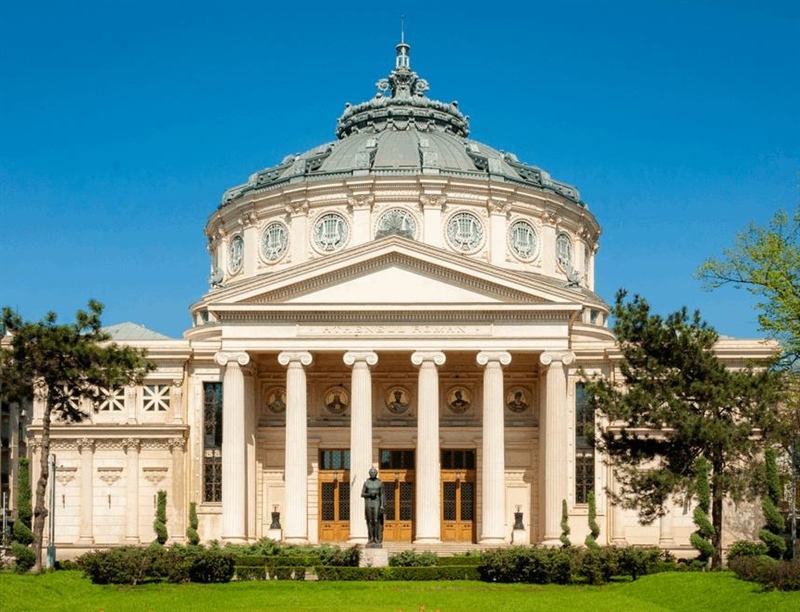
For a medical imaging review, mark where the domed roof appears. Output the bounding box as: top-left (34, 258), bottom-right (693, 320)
top-left (220, 40), bottom-right (582, 207)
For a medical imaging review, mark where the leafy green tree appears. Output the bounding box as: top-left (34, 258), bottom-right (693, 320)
top-left (696, 205), bottom-right (799, 368)
top-left (759, 448), bottom-right (787, 559)
top-left (583, 290), bottom-right (783, 569)
top-left (0, 301), bottom-right (153, 571)
top-left (690, 456), bottom-right (715, 566)
top-left (585, 491), bottom-right (600, 550)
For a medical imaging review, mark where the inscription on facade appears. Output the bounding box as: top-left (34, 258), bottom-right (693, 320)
top-left (302, 325), bottom-right (488, 336)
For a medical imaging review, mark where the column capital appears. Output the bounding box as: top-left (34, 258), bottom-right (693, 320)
top-left (215, 351), bottom-right (251, 367)
top-left (278, 351), bottom-right (313, 367)
top-left (343, 351), bottom-right (378, 367)
top-left (411, 351), bottom-right (446, 367)
top-left (539, 351), bottom-right (575, 368)
top-left (476, 351), bottom-right (512, 367)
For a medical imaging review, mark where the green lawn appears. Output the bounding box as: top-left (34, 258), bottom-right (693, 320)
top-left (1, 571), bottom-right (798, 612)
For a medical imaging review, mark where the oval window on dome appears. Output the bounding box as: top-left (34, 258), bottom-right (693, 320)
top-left (508, 220), bottom-right (538, 261)
top-left (261, 222), bottom-right (289, 262)
top-left (446, 212), bottom-right (484, 252)
top-left (227, 234), bottom-right (244, 274)
top-left (376, 208), bottom-right (417, 239)
top-left (312, 212), bottom-right (349, 252)
top-left (556, 232), bottom-right (573, 271)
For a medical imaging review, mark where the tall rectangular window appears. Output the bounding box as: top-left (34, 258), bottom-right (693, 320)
top-left (575, 383), bottom-right (595, 504)
top-left (203, 382), bottom-right (223, 502)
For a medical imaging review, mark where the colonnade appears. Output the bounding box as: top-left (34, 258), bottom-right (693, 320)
top-left (214, 349), bottom-right (575, 545)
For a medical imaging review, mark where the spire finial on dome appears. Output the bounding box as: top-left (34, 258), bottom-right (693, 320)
top-left (396, 16), bottom-right (410, 70)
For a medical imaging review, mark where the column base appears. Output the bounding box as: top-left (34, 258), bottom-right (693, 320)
top-left (540, 537), bottom-right (563, 547)
top-left (348, 536), bottom-right (369, 546)
top-left (221, 536), bottom-right (247, 544)
top-left (412, 537), bottom-right (442, 545)
top-left (283, 536), bottom-right (309, 545)
top-left (76, 536), bottom-right (94, 546)
top-left (124, 536), bottom-right (140, 545)
top-left (479, 536), bottom-right (507, 546)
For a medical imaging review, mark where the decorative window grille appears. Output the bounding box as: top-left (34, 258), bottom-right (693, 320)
top-left (203, 382), bottom-right (223, 502)
top-left (261, 222), bottom-right (289, 261)
top-left (446, 212), bottom-right (484, 252)
top-left (228, 234), bottom-right (244, 274)
top-left (575, 383), bottom-right (595, 503)
top-left (556, 232), bottom-right (573, 271)
top-left (508, 220), bottom-right (538, 260)
top-left (313, 213), bottom-right (349, 252)
top-left (143, 384), bottom-right (170, 412)
top-left (98, 387), bottom-right (125, 411)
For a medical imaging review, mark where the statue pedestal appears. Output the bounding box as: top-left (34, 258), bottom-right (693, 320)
top-left (360, 547), bottom-right (389, 567)
top-left (512, 529), bottom-right (527, 545)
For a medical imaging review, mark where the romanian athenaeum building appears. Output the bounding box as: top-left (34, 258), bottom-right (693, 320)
top-left (2, 39), bottom-right (771, 556)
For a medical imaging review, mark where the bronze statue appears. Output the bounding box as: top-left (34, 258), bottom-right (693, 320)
top-left (361, 467), bottom-right (384, 545)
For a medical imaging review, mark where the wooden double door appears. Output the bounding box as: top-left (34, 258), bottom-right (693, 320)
top-left (317, 449), bottom-right (476, 543)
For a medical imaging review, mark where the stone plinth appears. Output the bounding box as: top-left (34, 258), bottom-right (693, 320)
top-left (360, 547), bottom-right (389, 567)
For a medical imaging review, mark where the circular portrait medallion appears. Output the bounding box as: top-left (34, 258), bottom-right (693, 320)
top-left (385, 386), bottom-right (410, 414)
top-left (323, 386), bottom-right (349, 414)
top-left (265, 387), bottom-right (287, 413)
top-left (446, 386), bottom-right (472, 414)
top-left (505, 387), bottom-right (530, 413)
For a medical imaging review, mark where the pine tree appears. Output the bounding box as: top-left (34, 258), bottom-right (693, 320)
top-left (759, 448), bottom-right (787, 559)
top-left (1, 301), bottom-right (153, 570)
top-left (583, 290), bottom-right (783, 569)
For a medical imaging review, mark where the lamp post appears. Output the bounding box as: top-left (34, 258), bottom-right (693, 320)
top-left (46, 454), bottom-right (56, 568)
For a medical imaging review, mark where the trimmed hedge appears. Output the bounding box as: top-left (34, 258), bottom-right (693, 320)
top-left (729, 556), bottom-right (800, 591)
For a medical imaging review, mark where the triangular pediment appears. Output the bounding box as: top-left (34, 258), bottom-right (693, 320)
top-left (208, 238), bottom-right (587, 308)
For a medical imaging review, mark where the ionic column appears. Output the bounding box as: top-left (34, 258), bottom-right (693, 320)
top-left (477, 351), bottom-right (512, 544)
top-left (344, 351), bottom-right (379, 544)
top-left (278, 351), bottom-right (313, 543)
top-left (77, 438), bottom-right (94, 545)
top-left (419, 195), bottom-right (446, 247)
top-left (216, 350), bottom-right (250, 543)
top-left (539, 351), bottom-right (575, 546)
top-left (411, 351), bottom-right (446, 544)
top-left (347, 195), bottom-right (375, 246)
top-left (123, 438), bottom-right (141, 544)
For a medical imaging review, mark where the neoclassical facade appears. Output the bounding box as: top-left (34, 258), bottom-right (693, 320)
top-left (23, 40), bottom-right (772, 555)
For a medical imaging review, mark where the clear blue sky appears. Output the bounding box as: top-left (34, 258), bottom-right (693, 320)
top-left (1, 0), bottom-right (798, 339)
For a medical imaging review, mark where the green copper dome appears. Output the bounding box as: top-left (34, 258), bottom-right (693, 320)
top-left (220, 40), bottom-right (582, 207)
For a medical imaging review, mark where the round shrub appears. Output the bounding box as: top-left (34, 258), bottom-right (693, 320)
top-left (11, 542), bottom-right (35, 573)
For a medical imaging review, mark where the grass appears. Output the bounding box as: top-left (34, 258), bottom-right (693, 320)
top-left (0, 570), bottom-right (798, 611)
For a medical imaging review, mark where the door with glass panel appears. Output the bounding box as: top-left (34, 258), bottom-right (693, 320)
top-left (441, 449), bottom-right (476, 542)
top-left (379, 449), bottom-right (415, 542)
top-left (319, 450), bottom-right (350, 542)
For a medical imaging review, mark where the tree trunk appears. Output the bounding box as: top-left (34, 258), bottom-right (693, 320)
top-left (31, 402), bottom-right (52, 572)
top-left (711, 464), bottom-right (724, 570)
